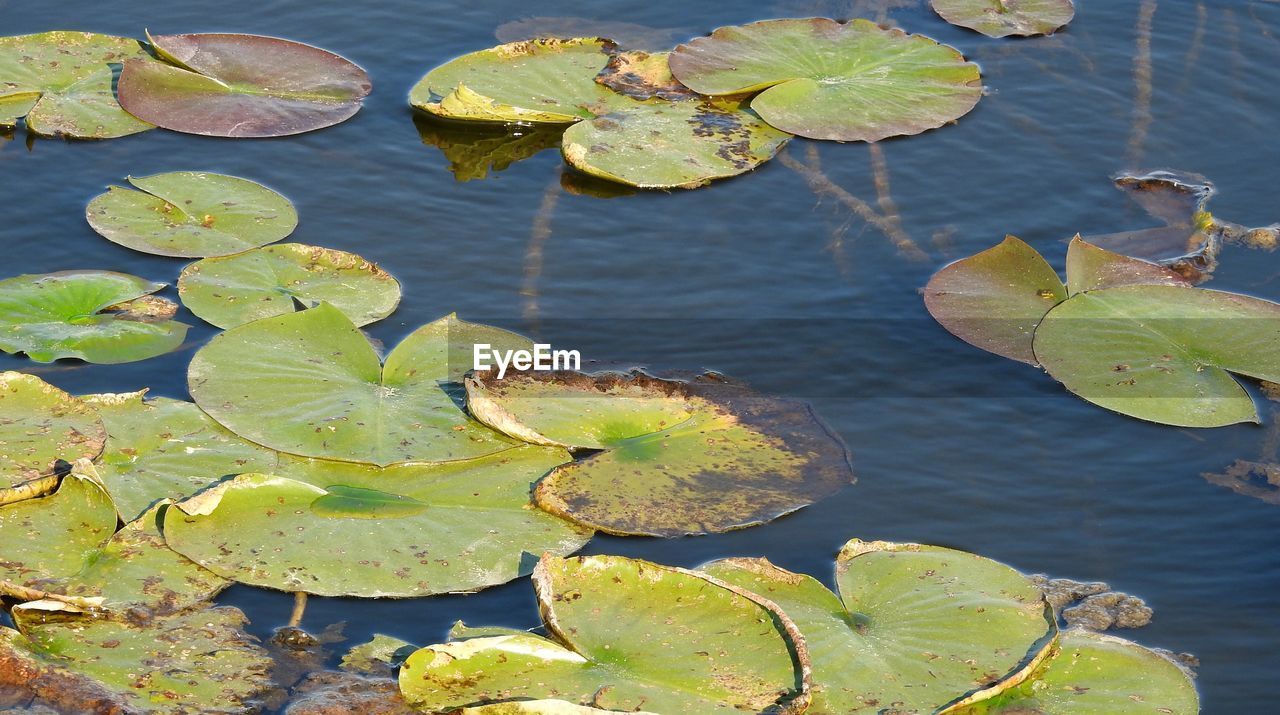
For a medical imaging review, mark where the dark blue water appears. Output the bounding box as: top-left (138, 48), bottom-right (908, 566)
top-left (3, 1), bottom-right (1279, 712)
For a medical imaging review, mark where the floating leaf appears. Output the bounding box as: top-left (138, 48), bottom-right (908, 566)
top-left (163, 445), bottom-right (591, 597)
top-left (0, 271), bottom-right (187, 364)
top-left (0, 468), bottom-right (117, 588)
top-left (931, 0), bottom-right (1076, 38)
top-left (950, 629), bottom-right (1199, 714)
top-left (1033, 284), bottom-right (1280, 427)
top-left (465, 702), bottom-right (660, 715)
top-left (189, 304), bottom-right (529, 465)
top-left (399, 554), bottom-right (808, 714)
top-left (0, 607), bottom-right (272, 714)
top-left (85, 172), bottom-right (298, 258)
top-left (467, 369), bottom-right (854, 536)
top-left (668, 19), bottom-right (982, 141)
top-left (177, 243), bottom-right (400, 329)
top-left (411, 38), bottom-right (631, 124)
top-left (594, 50), bottom-right (697, 101)
top-left (702, 539), bottom-right (1056, 714)
top-left (923, 236), bottom-right (1067, 364)
top-left (495, 17), bottom-right (689, 52)
top-left (1084, 171), bottom-right (1219, 271)
top-left (80, 391), bottom-right (280, 521)
top-left (447, 622), bottom-right (532, 641)
top-left (1064, 236), bottom-right (1188, 295)
top-left (117, 32), bottom-right (371, 137)
top-left (416, 115), bottom-right (563, 181)
top-left (0, 372), bottom-right (104, 489)
top-left (562, 98), bottom-right (790, 189)
top-left (0, 31), bottom-right (154, 139)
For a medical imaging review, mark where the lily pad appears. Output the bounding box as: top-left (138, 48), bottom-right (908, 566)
top-left (1033, 284), bottom-right (1280, 427)
top-left (398, 554), bottom-right (808, 714)
top-left (80, 391), bottom-right (280, 522)
top-left (0, 372), bottom-right (105, 489)
top-left (85, 172), bottom-right (298, 258)
top-left (117, 32), bottom-right (371, 137)
top-left (0, 467), bottom-right (118, 589)
top-left (466, 369), bottom-right (854, 536)
top-left (0, 31), bottom-right (154, 139)
top-left (0, 606), bottom-right (272, 714)
top-left (931, 0), bottom-right (1076, 38)
top-left (162, 445), bottom-right (591, 597)
top-left (562, 97), bottom-right (791, 189)
top-left (950, 630), bottom-right (1199, 714)
top-left (177, 243), bottom-right (400, 329)
top-left (416, 115), bottom-right (563, 181)
top-left (1064, 236), bottom-right (1189, 295)
top-left (189, 304), bottom-right (529, 465)
top-left (668, 18), bottom-right (982, 142)
top-left (465, 702), bottom-right (660, 715)
top-left (702, 539), bottom-right (1057, 714)
top-left (341, 634), bottom-right (417, 674)
top-left (411, 38), bottom-right (631, 124)
top-left (0, 271), bottom-right (188, 364)
top-left (594, 50), bottom-right (697, 101)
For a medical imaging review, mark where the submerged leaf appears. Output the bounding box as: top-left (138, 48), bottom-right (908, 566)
top-left (931, 0), bottom-right (1076, 38)
top-left (467, 369), bottom-right (853, 536)
top-left (669, 18), bottom-right (982, 142)
top-left (399, 554), bottom-right (808, 714)
top-left (0, 31), bottom-right (154, 138)
top-left (189, 304), bottom-right (529, 465)
top-left (0, 271), bottom-right (188, 364)
top-left (0, 372), bottom-right (104, 489)
top-left (163, 445), bottom-right (591, 597)
top-left (0, 469), bottom-right (118, 588)
top-left (416, 115), bottom-right (563, 181)
top-left (86, 172), bottom-right (298, 258)
top-left (341, 634), bottom-right (417, 674)
top-left (702, 540), bottom-right (1056, 714)
top-left (118, 32), bottom-right (371, 137)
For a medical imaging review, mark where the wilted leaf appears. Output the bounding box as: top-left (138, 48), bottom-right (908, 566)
top-left (931, 0), bottom-right (1076, 38)
top-left (466, 369), bottom-right (853, 536)
top-left (0, 372), bottom-right (104, 489)
top-left (118, 32), bottom-right (371, 137)
top-left (669, 18), bottom-right (982, 141)
top-left (0, 271), bottom-right (188, 364)
top-left (594, 50), bottom-right (697, 101)
top-left (416, 115), bottom-right (563, 181)
top-left (0, 468), bottom-right (117, 588)
top-left (86, 171), bottom-right (298, 258)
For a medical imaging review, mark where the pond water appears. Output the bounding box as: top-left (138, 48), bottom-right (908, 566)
top-left (3, 0), bottom-right (1279, 712)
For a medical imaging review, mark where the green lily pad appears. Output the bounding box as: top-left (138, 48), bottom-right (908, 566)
top-left (411, 38), bottom-right (632, 124)
top-left (399, 554), bottom-right (808, 714)
top-left (117, 32), bottom-right (372, 137)
top-left (189, 304), bottom-right (529, 465)
top-left (1065, 236), bottom-right (1189, 295)
top-left (341, 634), bottom-right (417, 674)
top-left (416, 116), bottom-right (564, 181)
top-left (465, 702), bottom-right (660, 715)
top-left (1033, 284), bottom-right (1280, 427)
top-left (85, 172), bottom-right (298, 258)
top-left (80, 392), bottom-right (280, 522)
top-left (702, 539), bottom-right (1057, 714)
top-left (0, 606), bottom-right (272, 714)
top-left (177, 243), bottom-right (400, 329)
top-left (0, 372), bottom-right (105, 489)
top-left (931, 0), bottom-right (1076, 38)
top-left (447, 622), bottom-right (533, 641)
top-left (0, 271), bottom-right (188, 364)
top-left (668, 18), bottom-right (982, 142)
top-left (0, 31), bottom-right (155, 139)
top-left (950, 630), bottom-right (1199, 714)
top-left (594, 50), bottom-right (697, 101)
top-left (0, 467), bottom-right (118, 589)
top-left (562, 97), bottom-right (790, 189)
top-left (466, 369), bottom-right (854, 536)
top-left (162, 445), bottom-right (591, 597)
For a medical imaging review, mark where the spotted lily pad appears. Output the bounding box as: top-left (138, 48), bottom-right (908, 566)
top-left (0, 372), bottom-right (105, 489)
top-left (177, 243), bottom-right (400, 329)
top-left (562, 97), bottom-right (790, 189)
top-left (80, 391), bottom-right (280, 522)
top-left (117, 32), bottom-right (371, 138)
top-left (702, 539), bottom-right (1057, 714)
top-left (0, 467), bottom-right (117, 588)
top-left (189, 304), bottom-right (529, 465)
top-left (162, 445), bottom-right (591, 597)
top-left (465, 702), bottom-right (660, 715)
top-left (0, 606), bottom-right (272, 714)
top-left (398, 554), bottom-right (808, 713)
top-left (1033, 284), bottom-right (1280, 427)
top-left (0, 271), bottom-right (188, 364)
top-left (931, 0), bottom-right (1076, 38)
top-left (595, 50), bottom-right (697, 101)
top-left (466, 369), bottom-right (853, 536)
top-left (416, 116), bottom-right (563, 181)
top-left (950, 630), bottom-right (1199, 714)
top-left (85, 172), bottom-right (298, 258)
top-left (410, 38), bottom-right (632, 124)
top-left (0, 31), bottom-right (155, 139)
top-left (668, 19), bottom-right (982, 142)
